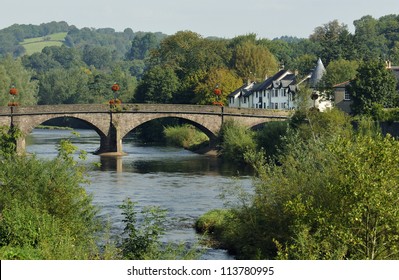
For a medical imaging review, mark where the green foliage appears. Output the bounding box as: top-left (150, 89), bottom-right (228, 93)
top-left (135, 65), bottom-right (179, 103)
top-left (194, 209), bottom-right (234, 249)
top-left (118, 198), bottom-right (198, 260)
top-left (0, 55), bottom-right (38, 106)
top-left (218, 120), bottom-right (257, 164)
top-left (0, 153), bottom-right (100, 259)
top-left (119, 198), bottom-right (166, 259)
top-left (0, 126), bottom-right (22, 158)
top-left (164, 124), bottom-right (209, 149)
top-left (208, 110), bottom-right (399, 260)
top-left (255, 121), bottom-right (289, 160)
top-left (20, 32), bottom-right (67, 55)
top-left (320, 58), bottom-right (359, 98)
top-left (232, 40), bottom-right (279, 80)
top-left (193, 67), bottom-right (243, 105)
top-left (348, 60), bottom-right (398, 115)
top-left (309, 20), bottom-right (356, 63)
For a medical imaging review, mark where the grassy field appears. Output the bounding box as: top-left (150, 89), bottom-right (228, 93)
top-left (20, 32), bottom-right (67, 55)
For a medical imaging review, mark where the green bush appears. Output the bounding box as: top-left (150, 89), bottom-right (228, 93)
top-left (206, 111), bottom-right (399, 260)
top-left (164, 124), bottom-right (209, 149)
top-left (255, 121), bottom-right (288, 160)
top-left (218, 120), bottom-right (256, 164)
top-left (0, 134), bottom-right (100, 259)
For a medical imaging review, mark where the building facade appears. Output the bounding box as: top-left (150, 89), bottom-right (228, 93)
top-left (228, 58), bottom-right (331, 111)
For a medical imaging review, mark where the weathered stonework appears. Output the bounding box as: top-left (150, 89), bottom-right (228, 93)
top-left (0, 104), bottom-right (290, 155)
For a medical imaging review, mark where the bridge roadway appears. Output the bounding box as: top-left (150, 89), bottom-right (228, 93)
top-left (0, 104), bottom-right (290, 155)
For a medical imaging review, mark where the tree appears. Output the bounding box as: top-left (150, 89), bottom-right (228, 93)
top-left (193, 68), bottom-right (243, 105)
top-left (0, 55), bottom-right (38, 106)
top-left (0, 140), bottom-right (100, 259)
top-left (126, 33), bottom-right (161, 60)
top-left (310, 20), bottom-right (355, 63)
top-left (215, 110), bottom-right (399, 260)
top-left (135, 65), bottom-right (179, 103)
top-left (353, 15), bottom-right (388, 60)
top-left (348, 60), bottom-right (398, 115)
top-left (291, 54), bottom-right (317, 78)
top-left (82, 45), bottom-right (112, 69)
top-left (319, 58), bottom-right (359, 98)
top-left (232, 41), bottom-right (279, 81)
top-left (38, 67), bottom-right (89, 104)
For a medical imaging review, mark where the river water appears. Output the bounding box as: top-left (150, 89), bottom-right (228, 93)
top-left (26, 128), bottom-right (253, 259)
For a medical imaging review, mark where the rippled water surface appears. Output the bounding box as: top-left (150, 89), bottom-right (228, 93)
top-left (26, 129), bottom-right (253, 259)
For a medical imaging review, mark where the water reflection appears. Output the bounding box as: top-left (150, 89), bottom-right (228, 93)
top-left (26, 129), bottom-right (253, 259)
top-left (100, 156), bottom-right (124, 172)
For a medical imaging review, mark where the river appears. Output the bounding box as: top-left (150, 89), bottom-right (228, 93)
top-left (26, 128), bottom-right (254, 260)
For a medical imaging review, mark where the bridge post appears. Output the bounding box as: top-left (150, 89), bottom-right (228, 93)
top-left (95, 113), bottom-right (126, 156)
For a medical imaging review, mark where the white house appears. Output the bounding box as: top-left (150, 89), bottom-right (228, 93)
top-left (228, 58), bottom-right (332, 111)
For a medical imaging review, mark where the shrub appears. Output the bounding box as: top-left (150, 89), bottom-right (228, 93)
top-left (164, 124), bottom-right (209, 149)
top-left (218, 120), bottom-right (256, 164)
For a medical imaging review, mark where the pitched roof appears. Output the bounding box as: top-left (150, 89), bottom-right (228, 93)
top-left (333, 80), bottom-right (351, 88)
top-left (309, 58), bottom-right (326, 87)
top-left (253, 70), bottom-right (294, 91)
top-left (228, 82), bottom-right (256, 98)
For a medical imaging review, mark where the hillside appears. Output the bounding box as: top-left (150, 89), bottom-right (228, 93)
top-left (20, 32), bottom-right (67, 55)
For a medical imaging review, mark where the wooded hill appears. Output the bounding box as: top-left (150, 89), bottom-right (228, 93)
top-left (0, 16), bottom-right (398, 107)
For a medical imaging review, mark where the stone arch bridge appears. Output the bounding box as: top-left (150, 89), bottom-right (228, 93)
top-left (0, 104), bottom-right (290, 155)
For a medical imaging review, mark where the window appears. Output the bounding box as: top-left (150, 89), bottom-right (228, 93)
top-left (282, 89), bottom-right (287, 97)
top-left (344, 90), bottom-right (350, 100)
top-left (273, 89), bottom-right (278, 97)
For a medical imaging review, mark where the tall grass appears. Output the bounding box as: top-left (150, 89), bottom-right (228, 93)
top-left (164, 124), bottom-right (209, 149)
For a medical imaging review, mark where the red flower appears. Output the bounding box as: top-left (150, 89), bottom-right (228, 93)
top-left (9, 87), bottom-right (18, 95)
top-left (111, 83), bottom-right (120, 92)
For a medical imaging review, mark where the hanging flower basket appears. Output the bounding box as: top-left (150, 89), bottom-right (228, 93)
top-left (213, 88), bottom-right (222, 96)
top-left (8, 101), bottom-right (19, 106)
top-left (111, 83), bottom-right (120, 92)
top-left (212, 101), bottom-right (224, 107)
top-left (9, 87), bottom-right (18, 95)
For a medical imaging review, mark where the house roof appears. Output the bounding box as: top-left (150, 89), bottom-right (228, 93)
top-left (228, 82), bottom-right (256, 98)
top-left (333, 80), bottom-right (351, 88)
top-left (309, 58), bottom-right (326, 87)
top-left (253, 70), bottom-right (295, 92)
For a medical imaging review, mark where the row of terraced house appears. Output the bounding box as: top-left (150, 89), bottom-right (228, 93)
top-left (228, 58), bottom-right (332, 111)
top-left (228, 59), bottom-right (399, 114)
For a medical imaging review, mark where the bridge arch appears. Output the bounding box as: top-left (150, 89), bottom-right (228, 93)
top-left (17, 115), bottom-right (108, 138)
top-left (0, 104), bottom-right (291, 155)
top-left (12, 113), bottom-right (111, 154)
top-left (118, 116), bottom-right (218, 142)
top-left (113, 113), bottom-right (221, 141)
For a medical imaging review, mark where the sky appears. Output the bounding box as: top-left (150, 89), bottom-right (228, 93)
top-left (1, 0), bottom-right (398, 39)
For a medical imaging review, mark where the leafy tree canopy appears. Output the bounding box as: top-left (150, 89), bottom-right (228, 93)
top-left (348, 59), bottom-right (398, 115)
